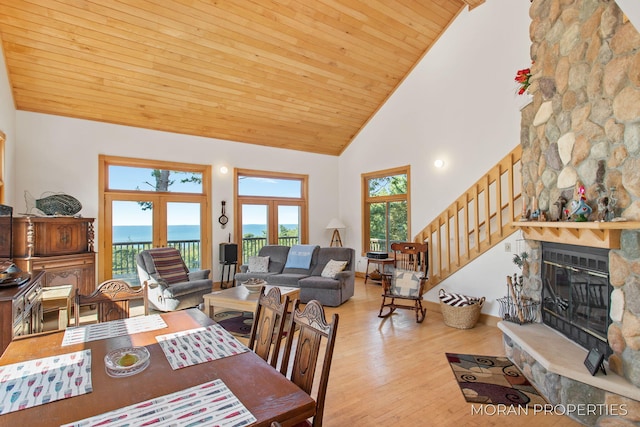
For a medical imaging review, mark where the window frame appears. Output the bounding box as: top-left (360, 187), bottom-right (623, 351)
top-left (234, 168), bottom-right (309, 263)
top-left (98, 155), bottom-right (212, 283)
top-left (362, 165), bottom-right (411, 254)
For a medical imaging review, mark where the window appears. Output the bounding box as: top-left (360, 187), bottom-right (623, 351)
top-left (235, 169), bottom-right (308, 263)
top-left (362, 166), bottom-right (410, 253)
top-left (98, 155), bottom-right (211, 284)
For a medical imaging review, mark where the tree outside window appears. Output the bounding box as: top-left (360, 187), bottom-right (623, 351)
top-left (363, 167), bottom-right (410, 253)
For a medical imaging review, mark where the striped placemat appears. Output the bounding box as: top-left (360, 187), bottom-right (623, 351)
top-left (0, 350), bottom-right (92, 415)
top-left (62, 315), bottom-right (168, 346)
top-left (62, 379), bottom-right (256, 427)
top-left (156, 323), bottom-right (249, 370)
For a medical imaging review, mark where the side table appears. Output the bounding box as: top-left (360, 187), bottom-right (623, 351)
top-left (364, 258), bottom-right (395, 284)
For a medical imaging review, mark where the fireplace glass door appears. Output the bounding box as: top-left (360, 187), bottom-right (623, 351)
top-left (541, 243), bottom-right (611, 357)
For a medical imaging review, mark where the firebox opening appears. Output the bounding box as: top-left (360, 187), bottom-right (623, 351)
top-left (541, 242), bottom-right (612, 359)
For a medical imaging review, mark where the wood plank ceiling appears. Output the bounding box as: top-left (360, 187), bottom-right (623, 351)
top-left (0, 0), bottom-right (484, 156)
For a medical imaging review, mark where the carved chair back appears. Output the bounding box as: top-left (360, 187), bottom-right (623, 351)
top-left (247, 286), bottom-right (289, 368)
top-left (74, 279), bottom-right (148, 325)
top-left (280, 299), bottom-right (339, 427)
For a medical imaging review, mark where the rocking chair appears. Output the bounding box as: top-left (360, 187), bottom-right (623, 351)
top-left (378, 242), bottom-right (428, 323)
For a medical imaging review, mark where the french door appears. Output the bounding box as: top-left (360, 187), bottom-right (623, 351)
top-left (235, 169), bottom-right (308, 264)
top-left (99, 156), bottom-right (211, 284)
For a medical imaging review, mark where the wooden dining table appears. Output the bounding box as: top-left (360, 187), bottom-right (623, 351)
top-left (0, 308), bottom-right (315, 426)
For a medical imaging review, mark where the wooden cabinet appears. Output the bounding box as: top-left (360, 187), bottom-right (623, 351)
top-left (0, 271), bottom-right (44, 355)
top-left (23, 253), bottom-right (96, 296)
top-left (12, 217), bottom-right (96, 296)
top-left (13, 216), bottom-right (94, 257)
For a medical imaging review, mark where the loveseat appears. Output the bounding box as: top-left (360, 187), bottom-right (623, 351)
top-left (234, 245), bottom-right (355, 306)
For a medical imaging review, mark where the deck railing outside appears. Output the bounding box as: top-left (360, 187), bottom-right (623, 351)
top-left (241, 236), bottom-right (299, 261)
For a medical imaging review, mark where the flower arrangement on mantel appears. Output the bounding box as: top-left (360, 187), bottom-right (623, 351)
top-left (515, 65), bottom-right (532, 95)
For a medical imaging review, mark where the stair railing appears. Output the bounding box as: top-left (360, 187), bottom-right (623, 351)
top-left (414, 145), bottom-right (523, 292)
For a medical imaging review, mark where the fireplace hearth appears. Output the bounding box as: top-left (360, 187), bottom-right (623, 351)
top-left (541, 242), bottom-right (611, 358)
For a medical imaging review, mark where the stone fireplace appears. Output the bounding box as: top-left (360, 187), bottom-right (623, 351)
top-left (500, 228), bottom-right (640, 425)
top-left (499, 0), bottom-right (640, 424)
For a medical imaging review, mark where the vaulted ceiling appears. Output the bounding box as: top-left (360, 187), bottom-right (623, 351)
top-left (0, 0), bottom-right (484, 156)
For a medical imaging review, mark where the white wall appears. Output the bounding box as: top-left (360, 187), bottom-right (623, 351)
top-left (617, 0), bottom-right (640, 30)
top-left (0, 45), bottom-right (16, 205)
top-left (14, 112), bottom-right (339, 279)
top-left (339, 0), bottom-right (532, 315)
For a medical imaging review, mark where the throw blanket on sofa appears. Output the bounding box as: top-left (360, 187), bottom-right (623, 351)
top-left (147, 247), bottom-right (189, 284)
top-left (285, 244), bottom-right (316, 269)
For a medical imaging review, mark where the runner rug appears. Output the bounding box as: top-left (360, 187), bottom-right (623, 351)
top-left (445, 353), bottom-right (547, 407)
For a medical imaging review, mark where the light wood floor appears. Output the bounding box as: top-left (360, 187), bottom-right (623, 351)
top-left (317, 278), bottom-right (579, 427)
top-left (49, 279), bottom-right (579, 426)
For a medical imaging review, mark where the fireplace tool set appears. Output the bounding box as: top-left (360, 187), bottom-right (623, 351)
top-left (498, 273), bottom-right (540, 325)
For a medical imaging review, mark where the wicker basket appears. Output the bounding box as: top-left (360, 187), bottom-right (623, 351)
top-left (440, 297), bottom-right (485, 329)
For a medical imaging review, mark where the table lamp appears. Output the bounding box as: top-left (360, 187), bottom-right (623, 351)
top-left (326, 218), bottom-right (346, 247)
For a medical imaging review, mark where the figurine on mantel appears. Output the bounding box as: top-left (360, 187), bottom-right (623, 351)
top-left (597, 192), bottom-right (609, 222)
top-left (569, 185), bottom-right (592, 222)
top-left (550, 196), bottom-right (566, 221)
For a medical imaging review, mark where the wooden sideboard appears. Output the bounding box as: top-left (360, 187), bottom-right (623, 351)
top-left (0, 271), bottom-right (45, 355)
top-left (12, 216), bottom-right (96, 295)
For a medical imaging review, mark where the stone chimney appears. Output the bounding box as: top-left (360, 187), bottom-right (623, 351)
top-left (520, 0), bottom-right (640, 387)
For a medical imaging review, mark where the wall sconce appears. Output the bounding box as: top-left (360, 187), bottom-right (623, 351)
top-left (219, 166), bottom-right (229, 174)
top-left (434, 159), bottom-right (445, 168)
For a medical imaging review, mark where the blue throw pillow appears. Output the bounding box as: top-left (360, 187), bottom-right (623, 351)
top-left (284, 244), bottom-right (316, 269)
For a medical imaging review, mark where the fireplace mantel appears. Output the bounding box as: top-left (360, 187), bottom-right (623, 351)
top-left (513, 221), bottom-right (640, 249)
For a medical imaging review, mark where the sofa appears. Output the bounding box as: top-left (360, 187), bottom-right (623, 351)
top-left (235, 245), bottom-right (355, 306)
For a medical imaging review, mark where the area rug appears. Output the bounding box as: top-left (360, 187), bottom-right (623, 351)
top-left (445, 353), bottom-right (547, 407)
top-left (213, 310), bottom-right (253, 339)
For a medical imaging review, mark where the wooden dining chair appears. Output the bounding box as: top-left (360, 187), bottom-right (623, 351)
top-left (74, 279), bottom-right (148, 326)
top-left (378, 242), bottom-right (429, 323)
top-left (247, 286), bottom-right (289, 368)
top-left (280, 299), bottom-right (339, 427)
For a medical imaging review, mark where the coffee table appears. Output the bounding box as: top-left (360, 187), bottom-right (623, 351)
top-left (203, 284), bottom-right (300, 318)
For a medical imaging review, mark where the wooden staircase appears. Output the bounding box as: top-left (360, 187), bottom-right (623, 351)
top-left (414, 145), bottom-right (523, 292)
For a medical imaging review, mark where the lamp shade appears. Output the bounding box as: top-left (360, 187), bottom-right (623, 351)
top-left (326, 218), bottom-right (346, 229)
